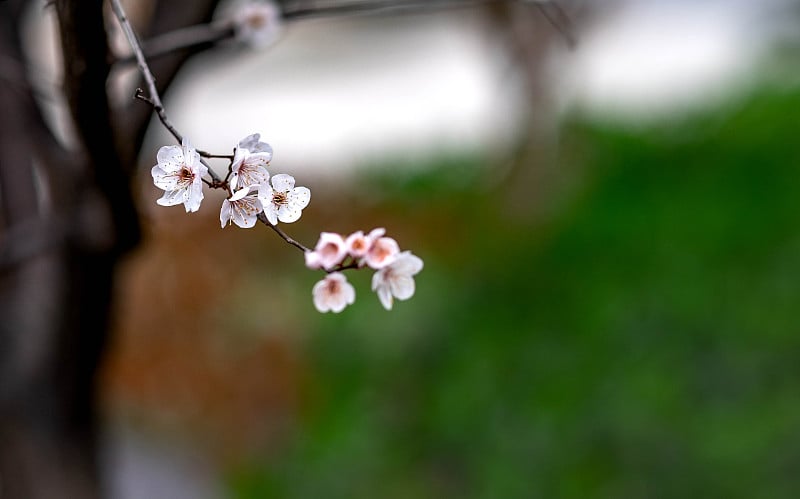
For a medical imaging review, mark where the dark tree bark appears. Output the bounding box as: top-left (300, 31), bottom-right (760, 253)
top-left (0, 0), bottom-right (220, 496)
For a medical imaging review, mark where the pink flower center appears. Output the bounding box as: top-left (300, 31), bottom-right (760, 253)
top-left (247, 13), bottom-right (267, 29)
top-left (351, 239), bottom-right (367, 252)
top-left (177, 166), bottom-right (194, 185)
top-left (325, 279), bottom-right (340, 295)
top-left (371, 242), bottom-right (392, 262)
top-left (321, 242), bottom-right (340, 260)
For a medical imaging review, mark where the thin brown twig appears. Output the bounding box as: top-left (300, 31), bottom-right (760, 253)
top-left (110, 0), bottom-right (224, 183)
top-left (532, 1), bottom-right (577, 49)
top-left (132, 89), bottom-right (221, 182)
top-left (132, 89), bottom-right (181, 144)
top-left (257, 213), bottom-right (311, 253)
top-left (199, 151), bottom-right (234, 159)
top-left (327, 259), bottom-right (362, 273)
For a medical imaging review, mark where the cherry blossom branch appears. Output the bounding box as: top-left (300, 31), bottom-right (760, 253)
top-left (111, 0), bottom-right (428, 313)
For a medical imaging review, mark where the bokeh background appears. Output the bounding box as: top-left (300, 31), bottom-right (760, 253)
top-left (51, 0), bottom-right (800, 496)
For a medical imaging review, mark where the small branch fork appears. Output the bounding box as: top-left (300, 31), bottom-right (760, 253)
top-left (109, 0), bottom-right (309, 253)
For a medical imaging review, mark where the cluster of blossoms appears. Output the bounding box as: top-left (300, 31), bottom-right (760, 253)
top-left (150, 133), bottom-right (422, 313)
top-left (150, 134), bottom-right (310, 228)
top-left (305, 229), bottom-right (423, 313)
top-left (221, 134), bottom-right (310, 228)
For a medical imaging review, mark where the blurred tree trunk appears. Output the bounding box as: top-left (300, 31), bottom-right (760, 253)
top-left (481, 0), bottom-right (592, 219)
top-left (0, 0), bottom-right (219, 496)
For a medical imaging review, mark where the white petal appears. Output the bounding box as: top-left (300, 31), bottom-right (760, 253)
top-left (232, 147), bottom-right (248, 167)
top-left (156, 145), bottom-right (184, 172)
top-left (233, 212), bottom-right (257, 228)
top-left (194, 160), bottom-right (208, 178)
top-left (248, 142), bottom-right (273, 159)
top-left (377, 285), bottom-right (393, 310)
top-left (255, 143), bottom-right (273, 156)
top-left (181, 138), bottom-right (197, 163)
top-left (235, 164), bottom-right (269, 189)
top-left (230, 185), bottom-right (255, 201)
top-left (238, 133), bottom-right (261, 150)
top-left (184, 180), bottom-right (204, 212)
top-left (312, 299), bottom-right (326, 313)
top-left (329, 296), bottom-right (347, 313)
top-left (256, 185), bottom-right (272, 205)
top-left (371, 269), bottom-right (386, 291)
top-left (245, 153), bottom-right (272, 169)
top-left (305, 251), bottom-right (322, 269)
top-left (393, 252), bottom-right (424, 275)
top-left (271, 173), bottom-right (295, 192)
top-left (367, 227), bottom-right (386, 240)
top-left (264, 206), bottom-right (278, 225)
top-left (312, 279), bottom-right (331, 312)
top-left (290, 186), bottom-right (311, 209)
top-left (228, 196), bottom-right (262, 228)
top-left (239, 135), bottom-right (273, 156)
top-left (276, 204), bottom-right (302, 224)
top-left (389, 275), bottom-right (416, 301)
top-left (156, 189), bottom-right (186, 207)
top-left (151, 166), bottom-right (179, 190)
top-left (343, 281), bottom-right (356, 305)
top-left (220, 199), bottom-right (232, 228)
top-left (232, 207), bottom-right (257, 228)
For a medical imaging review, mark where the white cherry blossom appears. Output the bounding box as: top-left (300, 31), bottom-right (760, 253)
top-left (259, 173), bottom-right (310, 225)
top-left (230, 133), bottom-right (272, 191)
top-left (363, 234), bottom-right (400, 269)
top-left (151, 139), bottom-right (208, 212)
top-left (305, 232), bottom-right (347, 270)
top-left (220, 185), bottom-right (263, 229)
top-left (232, 1), bottom-right (283, 49)
top-left (371, 251), bottom-right (424, 310)
top-left (312, 272), bottom-right (356, 313)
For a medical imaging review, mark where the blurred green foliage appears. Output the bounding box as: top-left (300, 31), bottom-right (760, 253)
top-left (227, 87), bottom-right (800, 498)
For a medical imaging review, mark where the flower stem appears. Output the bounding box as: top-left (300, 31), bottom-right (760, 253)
top-left (257, 214), bottom-right (311, 253)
